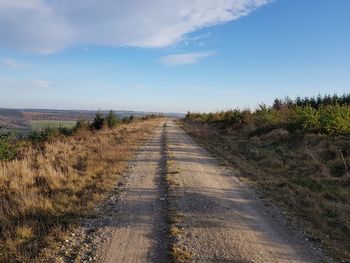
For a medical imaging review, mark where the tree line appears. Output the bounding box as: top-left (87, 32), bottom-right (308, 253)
top-left (186, 93), bottom-right (350, 136)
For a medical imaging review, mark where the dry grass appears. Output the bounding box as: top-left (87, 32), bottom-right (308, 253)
top-left (171, 246), bottom-right (192, 263)
top-left (180, 119), bottom-right (350, 262)
top-left (0, 118), bottom-right (162, 262)
top-left (169, 226), bottom-right (183, 237)
top-left (163, 129), bottom-right (191, 263)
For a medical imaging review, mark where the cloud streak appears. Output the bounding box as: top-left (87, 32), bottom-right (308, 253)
top-left (159, 51), bottom-right (216, 65)
top-left (3, 58), bottom-right (30, 68)
top-left (0, 76), bottom-right (53, 90)
top-left (31, 79), bottom-right (54, 89)
top-left (0, 0), bottom-right (271, 53)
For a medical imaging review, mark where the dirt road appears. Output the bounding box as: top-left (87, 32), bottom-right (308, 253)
top-left (96, 120), bottom-right (328, 263)
top-left (99, 122), bottom-right (169, 263)
top-left (166, 120), bottom-right (328, 263)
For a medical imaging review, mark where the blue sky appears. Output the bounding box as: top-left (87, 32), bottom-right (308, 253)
top-left (0, 0), bottom-right (349, 113)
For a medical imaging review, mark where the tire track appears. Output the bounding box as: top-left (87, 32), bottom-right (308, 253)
top-left (99, 121), bottom-right (170, 263)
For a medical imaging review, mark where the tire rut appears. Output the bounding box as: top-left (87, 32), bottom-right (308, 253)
top-left (97, 121), bottom-right (170, 263)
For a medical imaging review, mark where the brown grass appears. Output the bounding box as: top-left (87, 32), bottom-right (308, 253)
top-left (180, 119), bottom-right (350, 262)
top-left (171, 246), bottom-right (192, 263)
top-left (163, 127), bottom-right (191, 263)
top-left (0, 118), bottom-right (162, 262)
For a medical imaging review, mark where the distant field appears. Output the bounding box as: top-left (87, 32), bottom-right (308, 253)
top-left (31, 120), bottom-right (77, 130)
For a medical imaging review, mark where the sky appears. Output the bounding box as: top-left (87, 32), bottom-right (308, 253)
top-left (0, 0), bottom-right (349, 113)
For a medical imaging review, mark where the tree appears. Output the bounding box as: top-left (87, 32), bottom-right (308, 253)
top-left (106, 110), bottom-right (119, 128)
top-left (0, 126), bottom-right (16, 160)
top-left (273, 99), bottom-right (283, 110)
top-left (91, 112), bottom-right (105, 130)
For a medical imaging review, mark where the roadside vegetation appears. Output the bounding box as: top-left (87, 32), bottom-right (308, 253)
top-left (0, 112), bottom-right (162, 262)
top-left (181, 94), bottom-right (350, 261)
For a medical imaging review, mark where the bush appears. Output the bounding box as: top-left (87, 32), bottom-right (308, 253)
top-left (319, 105), bottom-right (350, 134)
top-left (28, 127), bottom-right (60, 143)
top-left (75, 119), bottom-right (90, 131)
top-left (289, 106), bottom-right (320, 132)
top-left (0, 128), bottom-right (16, 160)
top-left (91, 112), bottom-right (105, 130)
top-left (106, 111), bottom-right (119, 128)
top-left (255, 105), bottom-right (281, 128)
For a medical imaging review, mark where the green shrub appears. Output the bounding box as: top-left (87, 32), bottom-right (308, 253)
top-left (106, 110), bottom-right (120, 128)
top-left (58, 126), bottom-right (75, 136)
top-left (28, 127), bottom-right (60, 143)
top-left (0, 128), bottom-right (16, 161)
top-left (319, 105), bottom-right (350, 134)
top-left (75, 119), bottom-right (90, 130)
top-left (91, 112), bottom-right (105, 130)
top-left (289, 106), bottom-right (320, 132)
top-left (255, 105), bottom-right (281, 127)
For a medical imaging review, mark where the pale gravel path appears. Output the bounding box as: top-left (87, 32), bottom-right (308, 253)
top-left (99, 121), bottom-right (168, 263)
top-left (166, 120), bottom-right (328, 263)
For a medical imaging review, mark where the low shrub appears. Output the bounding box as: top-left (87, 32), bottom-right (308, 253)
top-left (91, 112), bottom-right (105, 130)
top-left (0, 127), bottom-right (16, 160)
top-left (105, 110), bottom-right (120, 128)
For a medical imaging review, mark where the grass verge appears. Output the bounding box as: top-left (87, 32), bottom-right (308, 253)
top-left (0, 118), bottom-right (162, 262)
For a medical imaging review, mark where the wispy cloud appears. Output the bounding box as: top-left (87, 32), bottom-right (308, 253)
top-left (3, 58), bottom-right (30, 68)
top-left (128, 83), bottom-right (146, 89)
top-left (31, 79), bottom-right (54, 89)
top-left (159, 51), bottom-right (216, 66)
top-left (0, 77), bottom-right (53, 90)
top-left (0, 0), bottom-right (271, 53)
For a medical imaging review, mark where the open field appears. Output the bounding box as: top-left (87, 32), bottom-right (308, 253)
top-left (30, 120), bottom-right (77, 130)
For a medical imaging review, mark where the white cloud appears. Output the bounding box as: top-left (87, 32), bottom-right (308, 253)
top-left (0, 0), bottom-right (271, 53)
top-left (0, 76), bottom-right (53, 90)
top-left (3, 58), bottom-right (30, 68)
top-left (159, 51), bottom-right (216, 65)
top-left (31, 79), bottom-right (54, 89)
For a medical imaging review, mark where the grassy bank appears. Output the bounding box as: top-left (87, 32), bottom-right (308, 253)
top-left (181, 95), bottom-right (350, 261)
top-left (0, 118), bottom-right (162, 262)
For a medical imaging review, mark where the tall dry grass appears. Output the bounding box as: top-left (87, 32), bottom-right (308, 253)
top-left (0, 118), bottom-right (162, 262)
